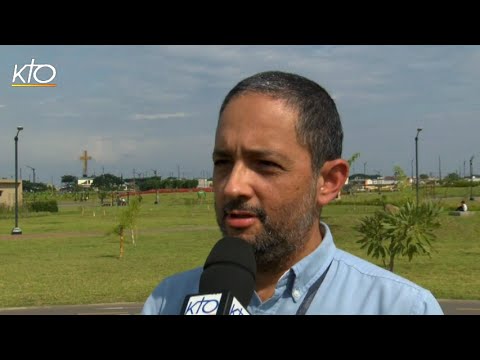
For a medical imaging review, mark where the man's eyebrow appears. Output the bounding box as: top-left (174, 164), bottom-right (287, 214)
top-left (212, 149), bottom-right (230, 159)
top-left (212, 148), bottom-right (290, 162)
top-left (244, 149), bottom-right (288, 161)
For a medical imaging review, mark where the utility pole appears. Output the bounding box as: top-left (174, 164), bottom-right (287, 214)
top-left (415, 128), bottom-right (422, 207)
top-left (26, 165), bottom-right (36, 183)
top-left (12, 126), bottom-right (24, 235)
top-left (470, 155), bottom-right (475, 201)
top-left (133, 168), bottom-right (136, 192)
top-left (438, 156), bottom-right (442, 183)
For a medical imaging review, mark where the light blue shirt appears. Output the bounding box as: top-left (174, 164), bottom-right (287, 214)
top-left (142, 223), bottom-right (444, 315)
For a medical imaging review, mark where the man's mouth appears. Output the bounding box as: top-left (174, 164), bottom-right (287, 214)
top-left (228, 210), bottom-right (257, 218)
top-left (225, 210), bottom-right (258, 228)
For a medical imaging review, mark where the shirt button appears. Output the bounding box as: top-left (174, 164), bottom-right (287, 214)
top-left (292, 289), bottom-right (301, 300)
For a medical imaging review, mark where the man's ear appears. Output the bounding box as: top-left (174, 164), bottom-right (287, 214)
top-left (316, 159), bottom-right (349, 207)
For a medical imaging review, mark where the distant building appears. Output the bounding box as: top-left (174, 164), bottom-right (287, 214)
top-left (77, 178), bottom-right (94, 189)
top-left (0, 179), bottom-right (23, 208)
top-left (197, 178), bottom-right (213, 188)
top-left (469, 176), bottom-right (480, 183)
top-left (364, 178), bottom-right (397, 192)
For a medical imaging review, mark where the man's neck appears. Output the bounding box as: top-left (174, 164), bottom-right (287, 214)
top-left (255, 222), bottom-right (324, 302)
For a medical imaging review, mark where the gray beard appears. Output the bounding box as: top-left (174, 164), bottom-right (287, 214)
top-left (217, 183), bottom-right (319, 274)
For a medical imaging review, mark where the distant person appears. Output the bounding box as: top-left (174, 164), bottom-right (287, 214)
top-left (142, 70), bottom-right (443, 315)
top-left (456, 200), bottom-right (468, 212)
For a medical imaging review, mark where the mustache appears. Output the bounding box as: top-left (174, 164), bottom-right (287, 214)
top-left (222, 199), bottom-right (267, 223)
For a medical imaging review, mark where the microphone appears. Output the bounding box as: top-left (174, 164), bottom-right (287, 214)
top-left (181, 236), bottom-right (256, 315)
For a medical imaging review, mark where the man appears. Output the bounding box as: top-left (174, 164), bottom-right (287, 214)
top-left (456, 200), bottom-right (467, 212)
top-left (142, 71), bottom-right (443, 315)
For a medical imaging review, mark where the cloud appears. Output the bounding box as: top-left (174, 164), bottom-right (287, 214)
top-left (0, 104), bottom-right (5, 108)
top-left (132, 112), bottom-right (188, 121)
top-left (37, 96), bottom-right (63, 105)
top-left (45, 112), bottom-right (81, 118)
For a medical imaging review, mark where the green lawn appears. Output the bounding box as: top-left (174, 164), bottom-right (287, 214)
top-left (0, 191), bottom-right (478, 308)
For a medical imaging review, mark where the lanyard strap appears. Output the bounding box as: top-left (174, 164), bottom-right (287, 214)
top-left (296, 264), bottom-right (331, 315)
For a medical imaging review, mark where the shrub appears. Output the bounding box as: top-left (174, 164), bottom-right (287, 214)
top-left (28, 200), bottom-right (59, 213)
top-left (356, 200), bottom-right (442, 272)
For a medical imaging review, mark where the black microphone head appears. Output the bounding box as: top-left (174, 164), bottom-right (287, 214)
top-left (199, 237), bottom-right (256, 308)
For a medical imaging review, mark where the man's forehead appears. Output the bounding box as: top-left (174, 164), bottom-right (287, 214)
top-left (219, 93), bottom-right (298, 119)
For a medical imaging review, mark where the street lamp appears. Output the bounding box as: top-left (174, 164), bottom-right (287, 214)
top-left (12, 126), bottom-right (24, 235)
top-left (470, 155), bottom-right (475, 201)
top-left (151, 169), bottom-right (159, 204)
top-left (415, 128), bottom-right (422, 207)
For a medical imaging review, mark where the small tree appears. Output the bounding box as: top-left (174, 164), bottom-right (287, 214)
top-left (113, 197), bottom-right (141, 259)
top-left (356, 200), bottom-right (442, 272)
top-left (197, 190), bottom-right (207, 204)
top-left (393, 165), bottom-right (410, 193)
top-left (347, 152), bottom-right (361, 167)
top-left (98, 190), bottom-right (108, 205)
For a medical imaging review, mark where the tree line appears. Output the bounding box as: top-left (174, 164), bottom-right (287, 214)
top-left (59, 174), bottom-right (200, 192)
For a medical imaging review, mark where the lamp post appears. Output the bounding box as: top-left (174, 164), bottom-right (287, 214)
top-left (152, 169), bottom-right (159, 204)
top-left (470, 155), bottom-right (475, 201)
top-left (415, 128), bottom-right (422, 207)
top-left (12, 126), bottom-right (24, 235)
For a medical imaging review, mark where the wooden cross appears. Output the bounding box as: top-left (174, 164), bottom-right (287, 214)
top-left (79, 150), bottom-right (92, 177)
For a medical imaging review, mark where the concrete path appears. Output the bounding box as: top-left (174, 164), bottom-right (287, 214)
top-left (0, 299), bottom-right (479, 315)
top-left (0, 302), bottom-right (142, 315)
top-left (437, 299), bottom-right (480, 315)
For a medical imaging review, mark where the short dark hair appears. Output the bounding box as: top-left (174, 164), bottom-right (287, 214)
top-left (219, 71), bottom-right (343, 175)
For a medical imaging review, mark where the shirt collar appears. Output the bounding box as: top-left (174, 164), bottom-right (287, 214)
top-left (288, 222), bottom-right (337, 301)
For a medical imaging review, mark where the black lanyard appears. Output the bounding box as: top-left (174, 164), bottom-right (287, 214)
top-left (295, 264), bottom-right (331, 315)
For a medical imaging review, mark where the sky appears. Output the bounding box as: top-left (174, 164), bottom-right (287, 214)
top-left (1, 45), bottom-right (479, 186)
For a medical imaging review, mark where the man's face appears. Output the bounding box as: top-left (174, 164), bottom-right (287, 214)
top-left (213, 93), bottom-right (320, 272)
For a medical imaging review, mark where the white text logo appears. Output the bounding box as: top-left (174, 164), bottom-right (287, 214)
top-left (12, 59), bottom-right (56, 87)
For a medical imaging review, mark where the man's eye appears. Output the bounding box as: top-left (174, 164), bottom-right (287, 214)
top-left (259, 160), bottom-right (279, 167)
top-left (214, 160), bottom-right (229, 166)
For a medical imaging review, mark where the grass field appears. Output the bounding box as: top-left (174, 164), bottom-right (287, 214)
top-left (0, 190), bottom-right (479, 308)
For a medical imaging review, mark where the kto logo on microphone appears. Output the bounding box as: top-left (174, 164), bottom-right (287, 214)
top-left (229, 297), bottom-right (249, 315)
top-left (11, 59), bottom-right (57, 87)
top-left (184, 294), bottom-right (222, 315)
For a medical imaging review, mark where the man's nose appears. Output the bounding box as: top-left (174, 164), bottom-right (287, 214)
top-left (223, 163), bottom-right (254, 200)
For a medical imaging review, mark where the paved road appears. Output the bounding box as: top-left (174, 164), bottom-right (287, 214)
top-left (437, 299), bottom-right (480, 315)
top-left (0, 302), bottom-right (142, 315)
top-left (0, 299), bottom-right (479, 315)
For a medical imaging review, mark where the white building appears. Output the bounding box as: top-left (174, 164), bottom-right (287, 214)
top-left (78, 178), bottom-right (94, 188)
